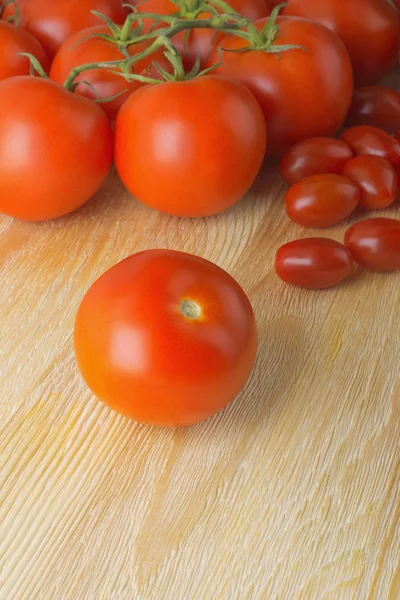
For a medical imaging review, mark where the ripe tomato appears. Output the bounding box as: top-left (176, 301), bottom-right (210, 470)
top-left (210, 16), bottom-right (353, 156)
top-left (2, 0), bottom-right (127, 58)
top-left (275, 238), bottom-right (353, 289)
top-left (284, 174), bottom-right (359, 228)
top-left (345, 87), bottom-right (400, 134)
top-left (283, 0), bottom-right (399, 86)
top-left (345, 218), bottom-right (400, 271)
top-left (114, 75), bottom-right (266, 217)
top-left (342, 156), bottom-right (398, 210)
top-left (0, 20), bottom-right (49, 80)
top-left (50, 26), bottom-right (170, 119)
top-left (280, 137), bottom-right (353, 185)
top-left (0, 77), bottom-right (112, 221)
top-left (74, 249), bottom-right (258, 427)
top-left (340, 126), bottom-right (400, 171)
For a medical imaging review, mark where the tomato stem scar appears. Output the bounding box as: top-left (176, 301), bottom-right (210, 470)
top-left (180, 299), bottom-right (202, 319)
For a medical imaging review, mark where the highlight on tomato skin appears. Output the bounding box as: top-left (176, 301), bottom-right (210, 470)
top-left (275, 238), bottom-right (353, 289)
top-left (340, 126), bottom-right (400, 171)
top-left (342, 155), bottom-right (398, 210)
top-left (344, 218), bottom-right (400, 272)
top-left (74, 249), bottom-right (258, 427)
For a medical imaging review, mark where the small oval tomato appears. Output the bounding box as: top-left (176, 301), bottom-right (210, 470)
top-left (284, 174), bottom-right (359, 228)
top-left (280, 137), bottom-right (353, 185)
top-left (2, 0), bottom-right (127, 58)
top-left (0, 20), bottom-right (49, 80)
top-left (345, 218), bottom-right (400, 272)
top-left (0, 77), bottom-right (112, 221)
top-left (342, 156), bottom-right (398, 210)
top-left (340, 126), bottom-right (400, 170)
top-left (210, 16), bottom-right (353, 156)
top-left (345, 87), bottom-right (400, 134)
top-left (50, 26), bottom-right (170, 119)
top-left (275, 238), bottom-right (353, 289)
top-left (283, 0), bottom-right (399, 86)
top-left (74, 249), bottom-right (258, 427)
top-left (114, 75), bottom-right (266, 217)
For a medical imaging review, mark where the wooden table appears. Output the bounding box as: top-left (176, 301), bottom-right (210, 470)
top-left (1, 102), bottom-right (400, 599)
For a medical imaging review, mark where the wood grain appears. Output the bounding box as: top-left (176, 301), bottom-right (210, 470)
top-left (1, 83), bottom-right (400, 600)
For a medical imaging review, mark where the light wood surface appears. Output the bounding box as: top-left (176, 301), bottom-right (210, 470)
top-left (1, 88), bottom-right (400, 600)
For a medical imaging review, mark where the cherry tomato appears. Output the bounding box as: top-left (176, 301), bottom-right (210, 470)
top-left (74, 249), bottom-right (258, 427)
top-left (0, 20), bottom-right (49, 80)
top-left (210, 16), bottom-right (353, 156)
top-left (284, 174), bottom-right (359, 228)
top-left (50, 26), bottom-right (170, 119)
top-left (0, 77), bottom-right (112, 221)
top-left (280, 137), bottom-right (353, 185)
top-left (2, 0), bottom-right (127, 58)
top-left (340, 126), bottom-right (400, 171)
top-left (342, 156), bottom-right (398, 210)
top-left (275, 238), bottom-right (353, 289)
top-left (283, 0), bottom-right (399, 86)
top-left (345, 218), bottom-right (400, 271)
top-left (114, 75), bottom-right (266, 217)
top-left (345, 87), bottom-right (400, 134)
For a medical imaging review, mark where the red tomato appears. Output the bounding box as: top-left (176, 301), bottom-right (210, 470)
top-left (280, 137), bottom-right (353, 185)
top-left (284, 174), bottom-right (359, 228)
top-left (2, 0), bottom-right (127, 58)
top-left (0, 77), bottom-right (112, 221)
top-left (114, 76), bottom-right (266, 217)
top-left (345, 218), bottom-right (400, 271)
top-left (210, 16), bottom-right (353, 156)
top-left (50, 26), bottom-right (170, 119)
top-left (74, 249), bottom-right (258, 427)
top-left (340, 126), bottom-right (400, 170)
top-left (345, 87), bottom-right (400, 134)
top-left (275, 238), bottom-right (353, 289)
top-left (342, 156), bottom-right (398, 210)
top-left (0, 20), bottom-right (49, 80)
top-left (283, 0), bottom-right (399, 86)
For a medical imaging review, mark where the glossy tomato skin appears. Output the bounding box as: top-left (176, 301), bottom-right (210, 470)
top-left (275, 238), bottom-right (353, 289)
top-left (280, 137), bottom-right (353, 185)
top-left (0, 77), bottom-right (112, 221)
top-left (74, 250), bottom-right (258, 427)
top-left (342, 156), bottom-right (398, 210)
top-left (2, 0), bottom-right (127, 58)
top-left (284, 174), bottom-right (359, 228)
top-left (114, 76), bottom-right (266, 217)
top-left (50, 26), bottom-right (170, 119)
top-left (0, 20), bottom-right (49, 80)
top-left (345, 218), bottom-right (400, 271)
top-left (345, 87), bottom-right (400, 134)
top-left (283, 0), bottom-right (399, 86)
top-left (211, 16), bottom-right (353, 156)
top-left (340, 126), bottom-right (400, 170)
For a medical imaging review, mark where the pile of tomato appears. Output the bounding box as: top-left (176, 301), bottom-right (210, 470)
top-left (1, 0), bottom-right (400, 426)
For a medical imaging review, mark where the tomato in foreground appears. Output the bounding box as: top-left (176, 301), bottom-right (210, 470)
top-left (342, 156), bottom-right (398, 210)
top-left (0, 20), bottom-right (49, 80)
top-left (283, 0), bottom-right (399, 86)
top-left (275, 238), bottom-right (353, 289)
top-left (114, 76), bottom-right (266, 217)
top-left (345, 218), bottom-right (400, 272)
top-left (2, 0), bottom-right (127, 58)
top-left (211, 16), bottom-right (353, 156)
top-left (0, 77), bottom-right (112, 221)
top-left (285, 175), bottom-right (359, 228)
top-left (340, 126), bottom-right (400, 171)
top-left (345, 87), bottom-right (400, 134)
top-left (280, 137), bottom-right (353, 185)
top-left (74, 250), bottom-right (258, 427)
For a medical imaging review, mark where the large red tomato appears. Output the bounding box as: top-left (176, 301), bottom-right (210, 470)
top-left (210, 16), bottom-right (353, 156)
top-left (0, 77), bottom-right (112, 221)
top-left (50, 25), bottom-right (170, 119)
top-left (2, 0), bottom-right (127, 58)
top-left (74, 250), bottom-right (258, 427)
top-left (114, 75), bottom-right (266, 217)
top-left (0, 20), bottom-right (49, 80)
top-left (283, 0), bottom-right (399, 86)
